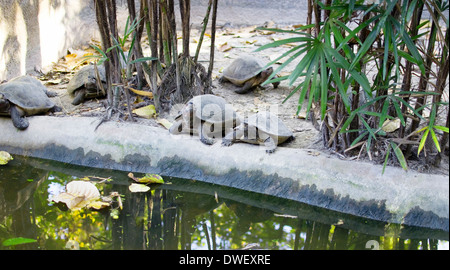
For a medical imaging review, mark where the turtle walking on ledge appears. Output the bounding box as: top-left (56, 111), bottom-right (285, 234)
top-left (0, 76), bottom-right (61, 130)
top-left (219, 55), bottom-right (279, 94)
top-left (222, 111), bottom-right (294, 153)
top-left (169, 94), bottom-right (241, 145)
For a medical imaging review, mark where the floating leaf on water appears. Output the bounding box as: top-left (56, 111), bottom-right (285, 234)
top-left (52, 181), bottom-right (100, 210)
top-left (129, 183), bottom-right (151, 193)
top-left (132, 105), bottom-right (156, 119)
top-left (0, 151), bottom-right (13, 165)
top-left (128, 172), bottom-right (164, 184)
top-left (110, 208), bottom-right (120, 219)
top-left (66, 180), bottom-right (100, 199)
top-left (65, 240), bottom-right (80, 250)
top-left (87, 200), bottom-right (111, 210)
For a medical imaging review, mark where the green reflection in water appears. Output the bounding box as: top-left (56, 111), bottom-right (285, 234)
top-left (0, 156), bottom-right (448, 250)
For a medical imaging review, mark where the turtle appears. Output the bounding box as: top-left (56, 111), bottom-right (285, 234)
top-left (67, 65), bottom-right (107, 105)
top-left (219, 55), bottom-right (279, 94)
top-left (169, 94), bottom-right (242, 145)
top-left (0, 75), bottom-right (61, 130)
top-left (222, 111), bottom-right (294, 153)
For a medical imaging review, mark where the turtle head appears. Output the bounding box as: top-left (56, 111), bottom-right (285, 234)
top-left (84, 75), bottom-right (98, 89)
top-left (260, 67), bottom-right (273, 81)
top-left (0, 94), bottom-right (10, 113)
top-left (260, 67), bottom-right (280, 88)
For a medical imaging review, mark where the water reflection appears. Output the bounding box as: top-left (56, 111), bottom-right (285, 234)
top-left (0, 156), bottom-right (448, 250)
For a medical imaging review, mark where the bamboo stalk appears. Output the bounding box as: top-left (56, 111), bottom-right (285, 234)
top-left (194, 0), bottom-right (212, 64)
top-left (179, 0), bottom-right (191, 57)
top-left (206, 0), bottom-right (218, 90)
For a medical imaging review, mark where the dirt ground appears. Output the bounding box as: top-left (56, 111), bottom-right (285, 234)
top-left (41, 24), bottom-right (449, 176)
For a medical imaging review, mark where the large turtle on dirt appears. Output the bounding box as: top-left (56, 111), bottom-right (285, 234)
top-left (169, 94), bottom-right (242, 145)
top-left (219, 55), bottom-right (279, 94)
top-left (222, 111), bottom-right (294, 153)
top-left (67, 65), bottom-right (107, 105)
top-left (0, 76), bottom-right (60, 130)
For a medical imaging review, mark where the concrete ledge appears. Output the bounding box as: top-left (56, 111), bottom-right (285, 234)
top-left (0, 116), bottom-right (448, 232)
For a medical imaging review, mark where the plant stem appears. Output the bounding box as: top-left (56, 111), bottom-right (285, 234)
top-left (194, 0), bottom-right (212, 64)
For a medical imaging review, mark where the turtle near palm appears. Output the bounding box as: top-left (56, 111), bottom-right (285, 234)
top-left (219, 55), bottom-right (279, 94)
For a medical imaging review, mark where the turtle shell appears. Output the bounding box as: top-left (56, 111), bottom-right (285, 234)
top-left (222, 56), bottom-right (266, 85)
top-left (67, 65), bottom-right (106, 96)
top-left (0, 76), bottom-right (55, 115)
top-left (190, 94), bottom-right (240, 125)
top-left (246, 111), bottom-right (293, 139)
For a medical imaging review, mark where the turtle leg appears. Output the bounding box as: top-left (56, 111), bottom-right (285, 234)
top-left (222, 127), bottom-right (241, 147)
top-left (272, 74), bottom-right (281, 89)
top-left (10, 105), bottom-right (29, 130)
top-left (234, 80), bottom-right (255, 94)
top-left (50, 105), bottom-right (62, 113)
top-left (218, 76), bottom-right (228, 84)
top-left (169, 119), bottom-right (183, 134)
top-left (199, 122), bottom-right (215, 145)
top-left (264, 136), bottom-right (277, 154)
top-left (72, 89), bottom-right (86, 105)
top-left (45, 89), bottom-right (58, 97)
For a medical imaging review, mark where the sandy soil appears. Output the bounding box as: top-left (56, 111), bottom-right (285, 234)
top-left (41, 24), bottom-right (448, 176)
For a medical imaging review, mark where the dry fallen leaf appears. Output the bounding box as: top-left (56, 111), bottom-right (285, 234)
top-left (87, 201), bottom-right (111, 210)
top-left (132, 105), bottom-right (156, 119)
top-left (52, 181), bottom-right (100, 210)
top-left (65, 49), bottom-right (93, 70)
top-left (157, 118), bottom-right (173, 130)
top-left (129, 87), bottom-right (154, 98)
top-left (218, 42), bottom-right (232, 52)
top-left (381, 118), bottom-right (401, 133)
top-left (292, 24), bottom-right (305, 29)
top-left (45, 78), bottom-right (63, 85)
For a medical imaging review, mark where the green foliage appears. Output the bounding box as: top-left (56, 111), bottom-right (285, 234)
top-left (2, 237), bottom-right (37, 247)
top-left (257, 0), bottom-right (449, 172)
top-left (85, 16), bottom-right (158, 70)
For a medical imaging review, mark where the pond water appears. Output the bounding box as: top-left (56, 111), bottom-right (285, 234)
top-left (0, 155), bottom-right (448, 250)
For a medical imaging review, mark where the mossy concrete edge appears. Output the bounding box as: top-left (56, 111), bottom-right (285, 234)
top-left (0, 116), bottom-right (448, 231)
